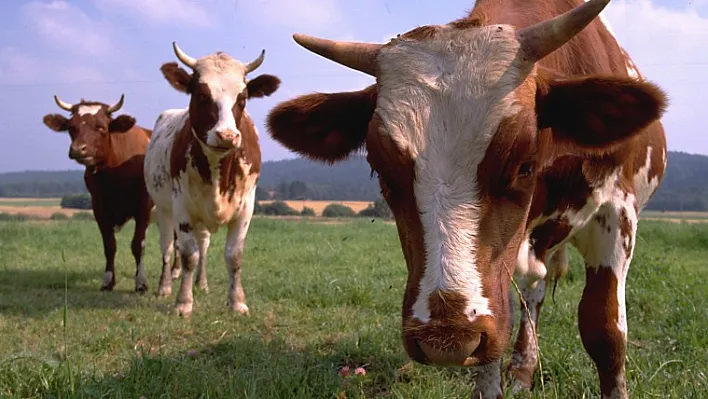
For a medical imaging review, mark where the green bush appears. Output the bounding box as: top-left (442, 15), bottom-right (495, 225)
top-left (71, 211), bottom-right (95, 221)
top-left (322, 203), bottom-right (356, 218)
top-left (50, 212), bottom-right (69, 221)
top-left (262, 201), bottom-right (299, 216)
top-left (253, 200), bottom-right (263, 215)
top-left (300, 206), bottom-right (316, 217)
top-left (358, 198), bottom-right (393, 220)
top-left (60, 194), bottom-right (92, 210)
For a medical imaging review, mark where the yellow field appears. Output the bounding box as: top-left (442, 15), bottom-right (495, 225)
top-left (259, 200), bottom-right (372, 216)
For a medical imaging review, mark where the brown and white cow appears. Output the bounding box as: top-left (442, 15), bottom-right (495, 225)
top-left (144, 42), bottom-right (280, 317)
top-left (266, 0), bottom-right (667, 397)
top-left (42, 95), bottom-right (157, 292)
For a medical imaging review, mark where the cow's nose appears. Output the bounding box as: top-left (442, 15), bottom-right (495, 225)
top-left (416, 332), bottom-right (482, 366)
top-left (69, 144), bottom-right (87, 159)
top-left (215, 129), bottom-right (240, 148)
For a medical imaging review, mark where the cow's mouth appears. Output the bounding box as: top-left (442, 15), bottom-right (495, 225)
top-left (73, 156), bottom-right (96, 166)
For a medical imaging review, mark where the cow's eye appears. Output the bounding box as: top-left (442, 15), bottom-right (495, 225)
top-left (518, 162), bottom-right (535, 178)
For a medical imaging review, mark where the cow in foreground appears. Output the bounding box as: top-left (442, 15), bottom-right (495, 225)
top-left (42, 95), bottom-right (156, 292)
top-left (145, 42), bottom-right (280, 317)
top-left (266, 0), bottom-right (667, 397)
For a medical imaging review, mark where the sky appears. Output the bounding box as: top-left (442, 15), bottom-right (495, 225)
top-left (0, 0), bottom-right (706, 172)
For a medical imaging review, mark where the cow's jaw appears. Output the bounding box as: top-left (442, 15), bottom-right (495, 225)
top-left (374, 24), bottom-right (531, 365)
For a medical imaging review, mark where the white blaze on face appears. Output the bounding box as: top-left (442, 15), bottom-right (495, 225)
top-left (375, 24), bottom-right (528, 323)
top-left (77, 105), bottom-right (102, 116)
top-left (194, 54), bottom-right (248, 148)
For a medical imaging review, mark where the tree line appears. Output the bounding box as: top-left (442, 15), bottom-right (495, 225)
top-left (3, 151), bottom-right (708, 211)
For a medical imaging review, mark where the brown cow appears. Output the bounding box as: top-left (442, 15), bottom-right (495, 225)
top-left (144, 42), bottom-right (280, 317)
top-left (266, 0), bottom-right (668, 397)
top-left (42, 95), bottom-right (161, 292)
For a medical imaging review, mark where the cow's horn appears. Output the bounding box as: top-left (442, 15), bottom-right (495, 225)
top-left (107, 94), bottom-right (125, 113)
top-left (245, 49), bottom-right (266, 74)
top-left (172, 41), bottom-right (197, 69)
top-left (293, 33), bottom-right (382, 76)
top-left (518, 0), bottom-right (610, 63)
top-left (54, 95), bottom-right (74, 112)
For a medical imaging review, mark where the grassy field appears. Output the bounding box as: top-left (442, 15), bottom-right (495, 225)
top-left (0, 218), bottom-right (706, 398)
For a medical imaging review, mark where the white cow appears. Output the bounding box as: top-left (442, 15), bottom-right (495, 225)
top-left (144, 42), bottom-right (280, 316)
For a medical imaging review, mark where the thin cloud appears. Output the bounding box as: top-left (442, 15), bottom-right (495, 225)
top-left (23, 1), bottom-right (112, 57)
top-left (93, 0), bottom-right (211, 27)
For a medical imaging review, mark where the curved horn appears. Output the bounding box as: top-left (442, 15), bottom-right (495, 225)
top-left (292, 33), bottom-right (382, 76)
top-left (54, 95), bottom-right (74, 112)
top-left (245, 49), bottom-right (266, 74)
top-left (172, 41), bottom-right (197, 69)
top-left (107, 94), bottom-right (125, 113)
top-left (518, 0), bottom-right (610, 63)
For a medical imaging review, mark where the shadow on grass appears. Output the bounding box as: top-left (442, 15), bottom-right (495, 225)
top-left (0, 267), bottom-right (148, 318)
top-left (1, 332), bottom-right (465, 399)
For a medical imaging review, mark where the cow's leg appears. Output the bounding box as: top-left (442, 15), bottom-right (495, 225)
top-left (507, 277), bottom-right (546, 392)
top-left (573, 201), bottom-right (637, 399)
top-left (97, 221), bottom-right (117, 291)
top-left (156, 208), bottom-right (177, 297)
top-left (131, 209), bottom-right (150, 293)
top-left (195, 229), bottom-right (210, 292)
top-left (470, 360), bottom-right (502, 399)
top-left (171, 230), bottom-right (182, 280)
top-left (224, 188), bottom-right (255, 315)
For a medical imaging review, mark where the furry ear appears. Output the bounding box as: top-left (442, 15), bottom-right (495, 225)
top-left (109, 115), bottom-right (137, 133)
top-left (160, 62), bottom-right (192, 93)
top-left (266, 85), bottom-right (377, 163)
top-left (43, 114), bottom-right (69, 132)
top-left (247, 74), bottom-right (281, 98)
top-left (537, 75), bottom-right (668, 151)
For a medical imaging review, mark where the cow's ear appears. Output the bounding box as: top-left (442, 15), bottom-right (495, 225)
top-left (43, 114), bottom-right (69, 132)
top-left (266, 85), bottom-right (377, 163)
top-left (109, 115), bottom-right (136, 133)
top-left (536, 74), bottom-right (667, 157)
top-left (247, 74), bottom-right (280, 98)
top-left (160, 62), bottom-right (192, 93)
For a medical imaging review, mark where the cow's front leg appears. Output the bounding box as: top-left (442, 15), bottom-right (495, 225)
top-left (195, 229), bottom-right (210, 292)
top-left (171, 230), bottom-right (182, 280)
top-left (471, 360), bottom-right (502, 399)
top-left (131, 207), bottom-right (151, 293)
top-left (173, 210), bottom-right (201, 317)
top-left (224, 189), bottom-right (255, 315)
top-left (574, 202), bottom-right (637, 399)
top-left (97, 221), bottom-right (117, 291)
top-left (155, 208), bottom-right (176, 297)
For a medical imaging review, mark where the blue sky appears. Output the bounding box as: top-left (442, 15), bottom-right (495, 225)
top-left (0, 0), bottom-right (706, 172)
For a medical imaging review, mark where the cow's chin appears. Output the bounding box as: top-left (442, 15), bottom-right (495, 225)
top-left (74, 157), bottom-right (97, 167)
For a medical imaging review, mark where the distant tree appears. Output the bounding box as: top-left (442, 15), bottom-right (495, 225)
top-left (262, 201), bottom-right (299, 216)
top-left (60, 194), bottom-right (92, 210)
top-left (358, 198), bottom-right (393, 219)
top-left (255, 186), bottom-right (271, 201)
top-left (72, 211), bottom-right (95, 221)
top-left (300, 206), bottom-right (316, 217)
top-left (322, 203), bottom-right (356, 218)
top-left (253, 200), bottom-right (263, 215)
top-left (50, 212), bottom-right (69, 221)
top-left (288, 181), bottom-right (309, 200)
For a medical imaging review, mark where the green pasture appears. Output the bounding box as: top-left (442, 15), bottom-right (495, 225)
top-left (0, 218), bottom-right (706, 398)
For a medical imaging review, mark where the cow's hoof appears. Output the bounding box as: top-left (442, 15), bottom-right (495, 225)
top-left (197, 282), bottom-right (209, 293)
top-left (157, 286), bottom-right (172, 297)
top-left (171, 269), bottom-right (181, 280)
top-left (100, 284), bottom-right (114, 291)
top-left (230, 302), bottom-right (249, 315)
top-left (101, 272), bottom-right (115, 291)
top-left (175, 302), bottom-right (193, 317)
top-left (135, 283), bottom-right (148, 294)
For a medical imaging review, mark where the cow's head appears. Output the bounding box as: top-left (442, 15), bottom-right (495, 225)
top-left (43, 95), bottom-right (136, 168)
top-left (267, 0), bottom-right (667, 367)
top-left (160, 42), bottom-right (280, 154)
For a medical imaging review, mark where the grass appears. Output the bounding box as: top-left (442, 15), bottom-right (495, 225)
top-left (0, 198), bottom-right (61, 207)
top-left (0, 217), bottom-right (706, 398)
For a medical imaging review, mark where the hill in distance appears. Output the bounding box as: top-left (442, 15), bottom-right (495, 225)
top-left (1, 151), bottom-right (706, 211)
